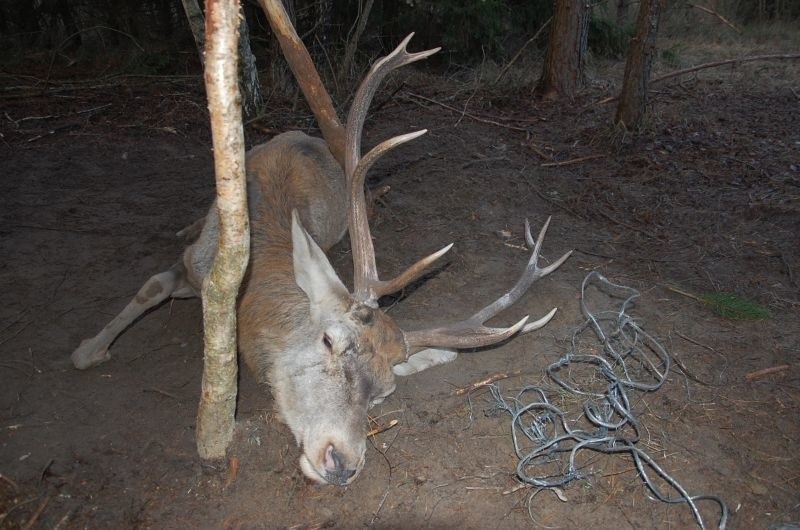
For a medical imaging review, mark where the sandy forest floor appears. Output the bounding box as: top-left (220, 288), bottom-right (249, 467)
top-left (1, 36), bottom-right (799, 529)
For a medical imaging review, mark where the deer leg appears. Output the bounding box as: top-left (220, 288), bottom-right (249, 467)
top-left (71, 263), bottom-right (195, 370)
top-left (392, 348), bottom-right (457, 376)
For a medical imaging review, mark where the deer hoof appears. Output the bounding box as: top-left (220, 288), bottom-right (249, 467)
top-left (71, 339), bottom-right (110, 370)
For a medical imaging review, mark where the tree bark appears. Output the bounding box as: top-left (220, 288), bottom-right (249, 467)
top-left (182, 0), bottom-right (263, 120)
top-left (536, 0), bottom-right (590, 100)
top-left (339, 0), bottom-right (374, 85)
top-left (237, 12), bottom-right (265, 120)
top-left (196, 0), bottom-right (250, 461)
top-left (181, 0), bottom-right (206, 64)
top-left (615, 0), bottom-right (664, 130)
top-left (257, 0), bottom-right (346, 168)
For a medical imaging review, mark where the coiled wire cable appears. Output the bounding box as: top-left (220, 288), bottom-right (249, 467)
top-left (487, 272), bottom-right (728, 529)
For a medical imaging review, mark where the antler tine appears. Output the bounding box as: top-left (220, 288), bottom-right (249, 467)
top-left (349, 129), bottom-right (453, 300)
top-left (345, 34), bottom-right (442, 302)
top-left (405, 315), bottom-right (531, 353)
top-left (345, 34), bottom-right (440, 176)
top-left (403, 217), bottom-right (572, 352)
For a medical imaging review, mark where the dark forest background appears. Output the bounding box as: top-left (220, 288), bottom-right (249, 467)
top-left (1, 0), bottom-right (796, 76)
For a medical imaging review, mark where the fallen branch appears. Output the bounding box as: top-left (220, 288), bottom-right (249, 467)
top-left (597, 53), bottom-right (800, 105)
top-left (651, 53), bottom-right (800, 85)
top-left (687, 4), bottom-right (740, 32)
top-left (745, 364), bottom-right (790, 382)
top-left (494, 17), bottom-right (552, 84)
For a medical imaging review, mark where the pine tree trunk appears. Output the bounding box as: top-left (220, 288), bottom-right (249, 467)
top-left (615, 0), bottom-right (664, 130)
top-left (196, 0), bottom-right (250, 461)
top-left (536, 0), bottom-right (589, 100)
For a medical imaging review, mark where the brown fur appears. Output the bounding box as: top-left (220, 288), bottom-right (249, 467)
top-left (237, 132), bottom-right (349, 382)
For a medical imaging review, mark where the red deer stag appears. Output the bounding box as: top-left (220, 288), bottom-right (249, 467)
top-left (71, 33), bottom-right (571, 485)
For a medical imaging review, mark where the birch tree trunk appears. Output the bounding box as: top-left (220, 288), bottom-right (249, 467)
top-left (536, 0), bottom-right (590, 100)
top-left (182, 0), bottom-right (263, 119)
top-left (615, 0), bottom-right (664, 130)
top-left (196, 0), bottom-right (250, 461)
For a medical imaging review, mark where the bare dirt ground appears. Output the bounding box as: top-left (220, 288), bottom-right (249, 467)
top-left (1, 44), bottom-right (798, 529)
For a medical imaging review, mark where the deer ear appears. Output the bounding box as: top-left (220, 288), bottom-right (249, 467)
top-left (291, 210), bottom-right (348, 309)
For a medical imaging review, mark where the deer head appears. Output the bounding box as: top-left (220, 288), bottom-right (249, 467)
top-left (275, 35), bottom-right (571, 485)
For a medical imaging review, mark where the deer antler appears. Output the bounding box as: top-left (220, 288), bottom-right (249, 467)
top-left (403, 218), bottom-right (572, 352)
top-left (345, 34), bottom-right (445, 302)
top-left (344, 35), bottom-right (572, 349)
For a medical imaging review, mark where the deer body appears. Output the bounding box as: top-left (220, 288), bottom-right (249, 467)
top-left (72, 29), bottom-right (572, 485)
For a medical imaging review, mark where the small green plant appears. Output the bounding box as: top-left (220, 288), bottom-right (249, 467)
top-left (660, 45), bottom-right (682, 68)
top-left (588, 16), bottom-right (633, 58)
top-left (668, 286), bottom-right (771, 320)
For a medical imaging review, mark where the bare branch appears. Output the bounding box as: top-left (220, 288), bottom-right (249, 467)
top-left (257, 0), bottom-right (346, 166)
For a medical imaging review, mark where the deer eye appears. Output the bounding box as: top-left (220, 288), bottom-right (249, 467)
top-left (322, 333), bottom-right (333, 351)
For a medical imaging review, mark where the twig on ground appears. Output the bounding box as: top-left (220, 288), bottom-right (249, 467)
top-left (494, 18), bottom-right (552, 84)
top-left (367, 418), bottom-right (398, 437)
top-left (461, 156), bottom-right (509, 169)
top-left (0, 473), bottom-right (19, 491)
top-left (745, 365), bottom-right (790, 382)
top-left (455, 370), bottom-right (522, 396)
top-left (21, 496), bottom-right (50, 530)
top-left (369, 485), bottom-right (391, 526)
top-left (524, 179), bottom-right (583, 220)
top-left (596, 209), bottom-right (659, 240)
top-left (52, 508), bottom-right (75, 530)
top-left (672, 329), bottom-right (726, 359)
top-left (404, 93), bottom-right (529, 132)
top-left (143, 387), bottom-right (182, 401)
top-left (780, 252), bottom-right (797, 288)
top-left (224, 456), bottom-right (240, 489)
top-left (541, 154), bottom-right (605, 167)
top-left (39, 459), bottom-right (54, 483)
top-left (670, 354), bottom-right (716, 387)
top-left (502, 482), bottom-right (528, 495)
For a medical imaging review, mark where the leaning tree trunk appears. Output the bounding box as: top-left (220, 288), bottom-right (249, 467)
top-left (339, 0), bottom-right (375, 86)
top-left (258, 0), bottom-right (346, 167)
top-left (237, 10), bottom-right (265, 120)
top-left (182, 0), bottom-right (264, 119)
top-left (181, 0), bottom-right (206, 61)
top-left (615, 0), bottom-right (664, 130)
top-left (536, 0), bottom-right (590, 100)
top-left (196, 0), bottom-right (250, 461)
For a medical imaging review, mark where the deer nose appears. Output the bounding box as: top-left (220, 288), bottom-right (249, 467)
top-left (323, 444), bottom-right (358, 485)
